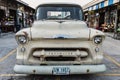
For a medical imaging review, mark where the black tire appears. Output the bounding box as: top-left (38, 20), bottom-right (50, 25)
top-left (0, 30), bottom-right (1, 37)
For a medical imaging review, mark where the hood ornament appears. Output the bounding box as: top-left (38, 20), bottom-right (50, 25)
top-left (53, 34), bottom-right (72, 39)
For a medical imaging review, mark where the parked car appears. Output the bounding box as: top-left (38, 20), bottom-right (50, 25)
top-left (14, 3), bottom-right (106, 75)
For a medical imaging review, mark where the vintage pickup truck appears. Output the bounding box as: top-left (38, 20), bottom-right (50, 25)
top-left (14, 3), bottom-right (106, 75)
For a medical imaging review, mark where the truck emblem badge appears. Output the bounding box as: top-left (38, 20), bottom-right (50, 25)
top-left (53, 34), bottom-right (72, 39)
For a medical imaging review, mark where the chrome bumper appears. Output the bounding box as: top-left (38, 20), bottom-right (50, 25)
top-left (14, 64), bottom-right (106, 75)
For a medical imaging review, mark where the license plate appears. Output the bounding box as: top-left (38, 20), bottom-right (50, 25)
top-left (52, 67), bottom-right (70, 75)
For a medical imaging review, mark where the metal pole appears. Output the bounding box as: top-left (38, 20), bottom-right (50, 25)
top-left (115, 7), bottom-right (118, 32)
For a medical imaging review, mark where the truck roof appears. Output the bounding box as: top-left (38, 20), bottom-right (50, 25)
top-left (36, 3), bottom-right (82, 9)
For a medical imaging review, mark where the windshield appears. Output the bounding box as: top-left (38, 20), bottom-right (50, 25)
top-left (36, 6), bottom-right (83, 20)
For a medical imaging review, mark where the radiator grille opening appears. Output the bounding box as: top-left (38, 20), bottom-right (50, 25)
top-left (32, 48), bottom-right (89, 62)
top-left (45, 57), bottom-right (76, 61)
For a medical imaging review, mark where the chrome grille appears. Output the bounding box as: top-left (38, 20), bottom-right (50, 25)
top-left (32, 48), bottom-right (89, 61)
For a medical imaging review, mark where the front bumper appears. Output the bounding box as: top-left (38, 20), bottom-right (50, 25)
top-left (14, 64), bottom-right (106, 75)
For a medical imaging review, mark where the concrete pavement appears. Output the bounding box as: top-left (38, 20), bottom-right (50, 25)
top-left (105, 32), bottom-right (114, 38)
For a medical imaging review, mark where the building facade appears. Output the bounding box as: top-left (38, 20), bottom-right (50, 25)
top-left (0, 0), bottom-right (35, 32)
top-left (83, 0), bottom-right (120, 32)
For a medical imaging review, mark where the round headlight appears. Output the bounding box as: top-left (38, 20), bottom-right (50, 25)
top-left (18, 36), bottom-right (27, 44)
top-left (94, 36), bottom-right (102, 44)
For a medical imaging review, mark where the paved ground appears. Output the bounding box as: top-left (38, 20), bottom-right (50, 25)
top-left (0, 32), bottom-right (120, 80)
top-left (0, 32), bottom-right (17, 59)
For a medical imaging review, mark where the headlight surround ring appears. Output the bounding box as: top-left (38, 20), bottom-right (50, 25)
top-left (17, 35), bottom-right (27, 44)
top-left (94, 36), bottom-right (102, 44)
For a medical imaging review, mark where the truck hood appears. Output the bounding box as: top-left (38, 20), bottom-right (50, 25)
top-left (31, 20), bottom-right (90, 39)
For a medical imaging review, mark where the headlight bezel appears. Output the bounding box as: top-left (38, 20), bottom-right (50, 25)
top-left (17, 35), bottom-right (27, 44)
top-left (94, 36), bottom-right (103, 44)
